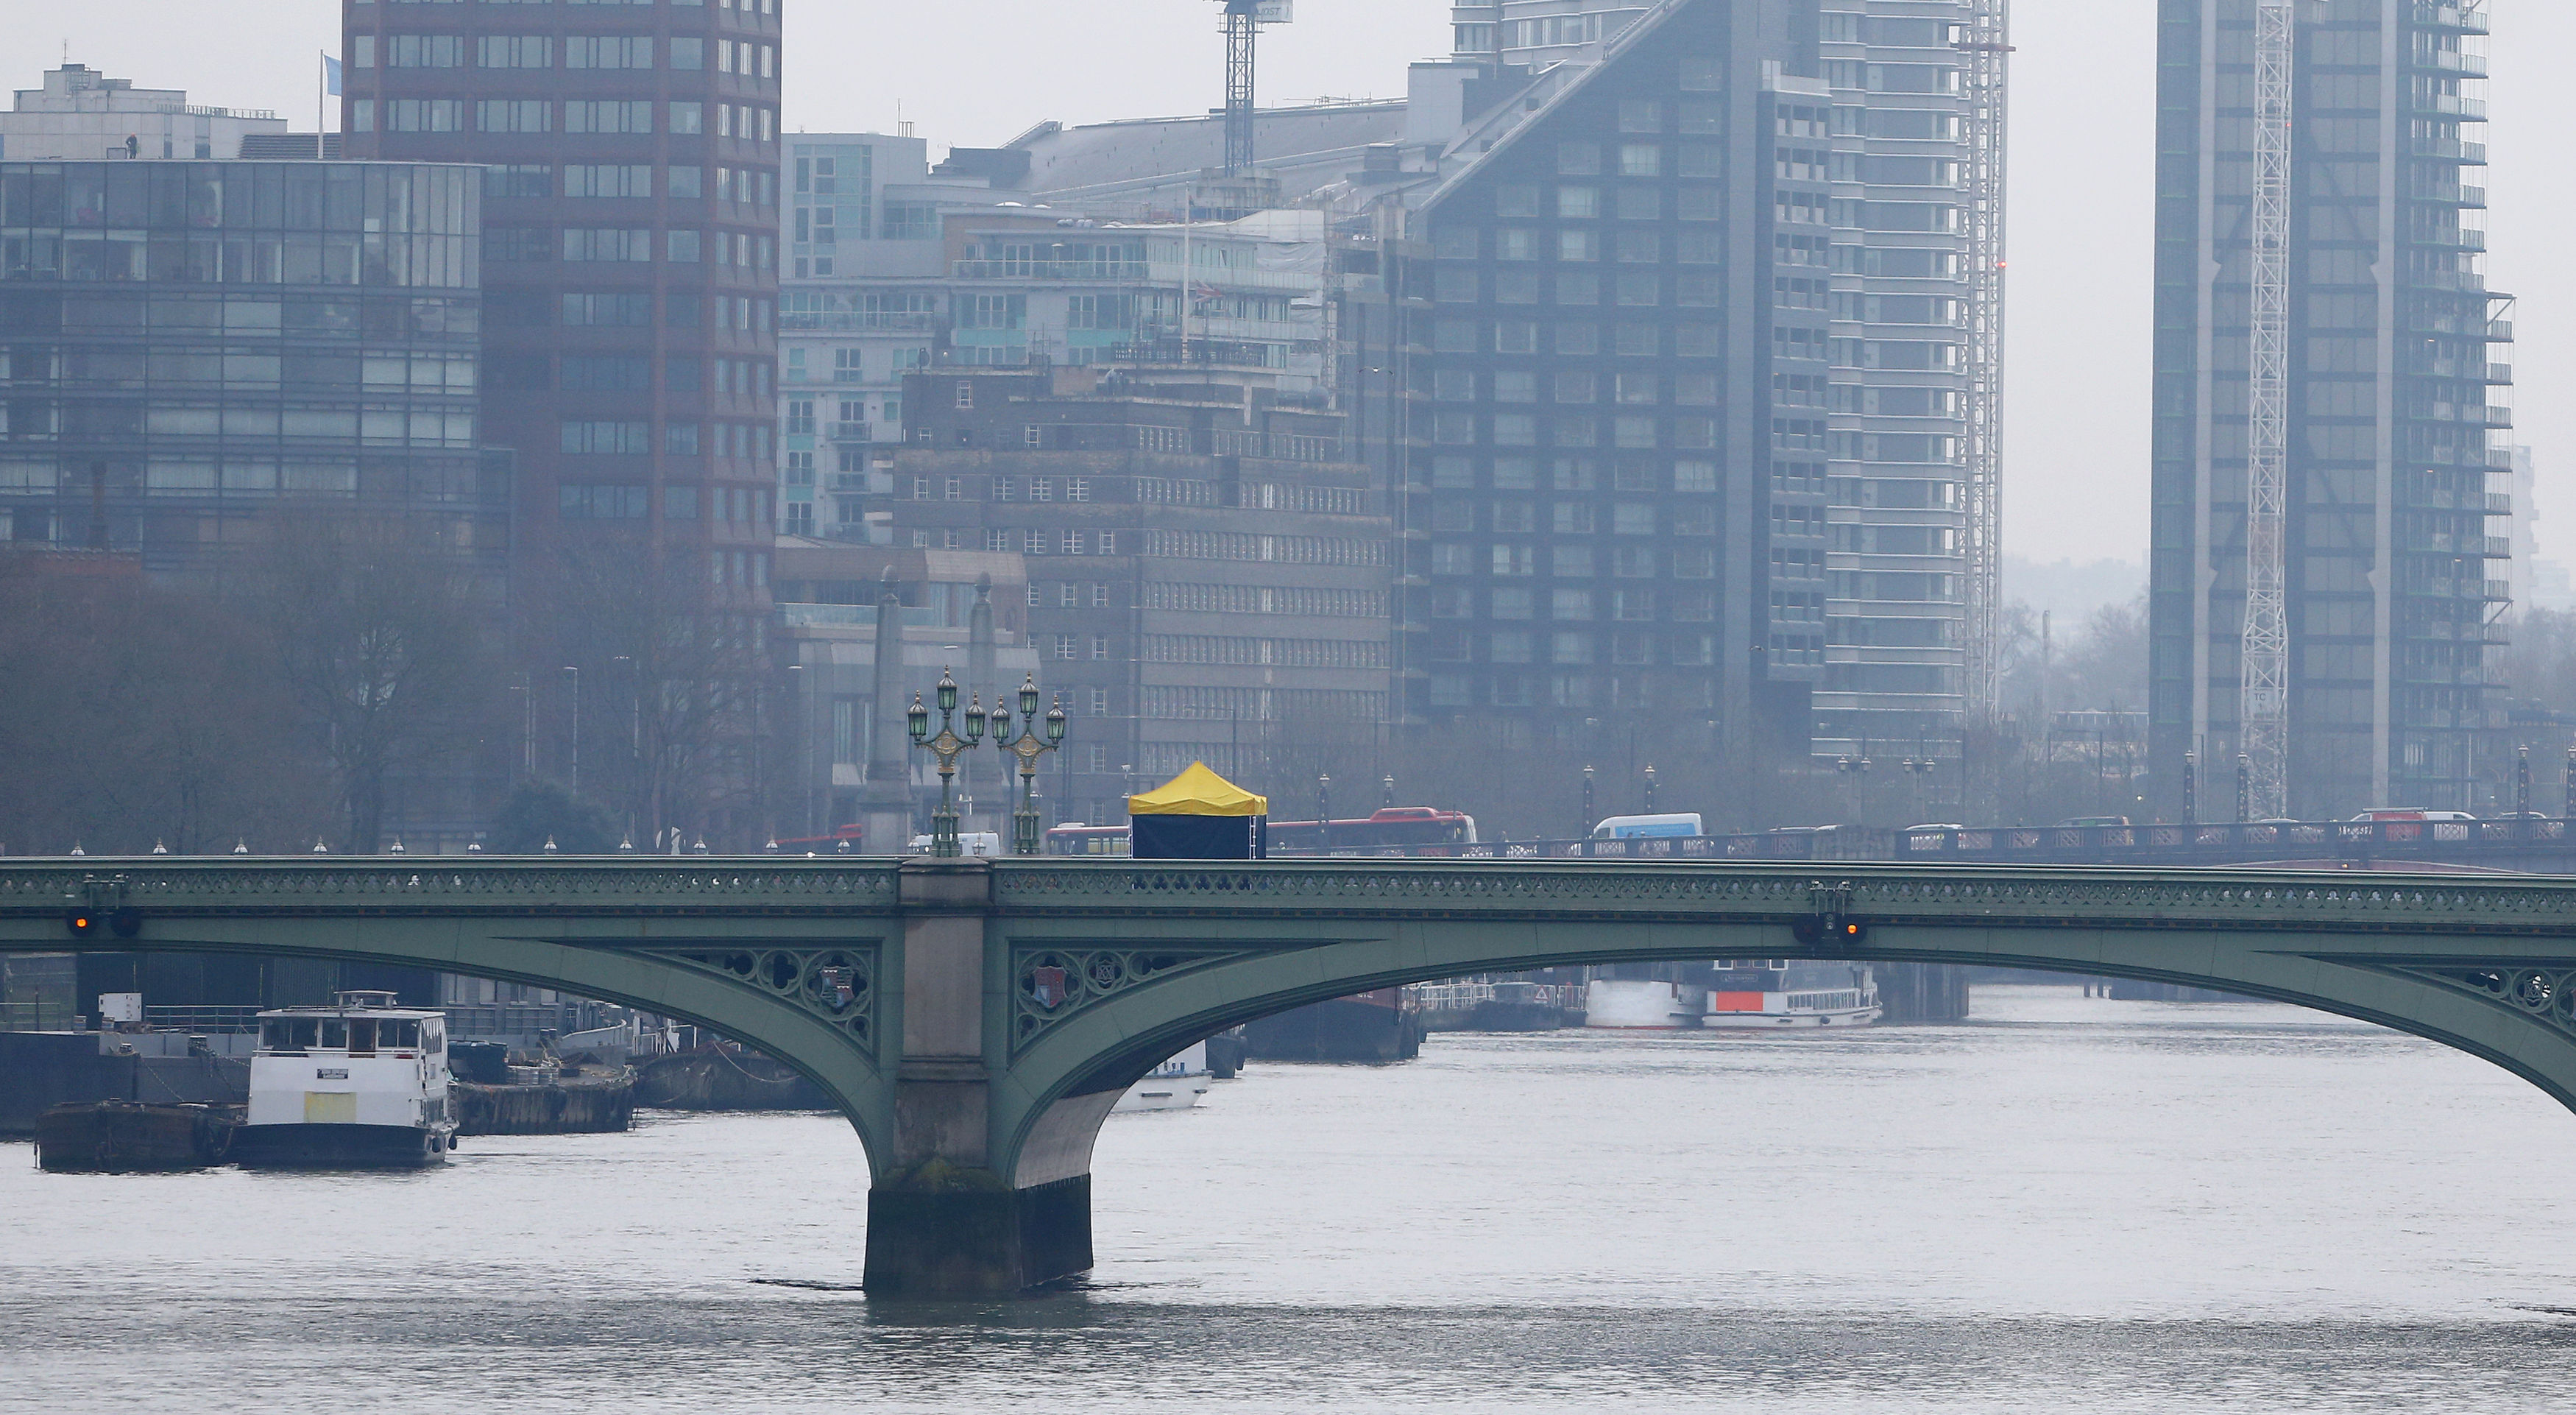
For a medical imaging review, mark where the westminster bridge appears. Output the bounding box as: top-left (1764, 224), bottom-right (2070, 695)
top-left (8, 855), bottom-right (2576, 1294)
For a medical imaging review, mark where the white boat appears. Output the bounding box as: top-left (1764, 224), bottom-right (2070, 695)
top-left (1584, 977), bottom-right (1708, 1029)
top-left (1112, 1040), bottom-right (1212, 1112)
top-left (231, 992), bottom-right (456, 1168)
top-left (1702, 960), bottom-right (1883, 1029)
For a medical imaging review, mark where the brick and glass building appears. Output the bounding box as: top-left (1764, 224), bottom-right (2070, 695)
top-left (885, 365), bottom-right (1392, 822)
top-left (341, 0), bottom-right (784, 605)
top-left (0, 159), bottom-right (499, 574)
top-left (2147, 0), bottom-right (2513, 814)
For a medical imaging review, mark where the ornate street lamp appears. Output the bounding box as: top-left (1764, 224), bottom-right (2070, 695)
top-left (2182, 751), bottom-right (2198, 826)
top-left (1643, 763), bottom-right (1657, 813)
top-left (906, 666), bottom-right (984, 858)
top-left (992, 674), bottom-right (1069, 855)
top-left (1579, 764), bottom-right (1596, 856)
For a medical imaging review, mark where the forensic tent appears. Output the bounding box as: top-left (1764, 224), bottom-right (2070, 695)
top-left (1127, 762), bottom-right (1270, 859)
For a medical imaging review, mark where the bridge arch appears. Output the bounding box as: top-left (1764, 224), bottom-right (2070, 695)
top-left (986, 878), bottom-right (2576, 1220)
top-left (0, 868), bottom-right (902, 1174)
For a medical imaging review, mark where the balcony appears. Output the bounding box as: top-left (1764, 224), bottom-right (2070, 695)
top-left (2408, 91), bottom-right (2487, 121)
top-left (2488, 491), bottom-right (2513, 515)
top-left (2413, 3), bottom-right (2490, 33)
top-left (2408, 48), bottom-right (2488, 77)
top-left (2408, 134), bottom-right (2486, 162)
top-left (828, 421), bottom-right (874, 442)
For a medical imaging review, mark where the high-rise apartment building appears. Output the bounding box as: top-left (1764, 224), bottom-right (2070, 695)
top-left (342, 0), bottom-right (783, 613)
top-left (1816, 1), bottom-right (1978, 759)
top-left (1399, 1), bottom-right (1831, 759)
top-left (2148, 0), bottom-right (2511, 814)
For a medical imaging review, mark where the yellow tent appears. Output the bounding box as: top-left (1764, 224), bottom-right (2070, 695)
top-left (1127, 761), bottom-right (1269, 817)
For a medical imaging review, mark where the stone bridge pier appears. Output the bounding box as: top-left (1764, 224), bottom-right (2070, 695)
top-left (863, 861), bottom-right (1117, 1296)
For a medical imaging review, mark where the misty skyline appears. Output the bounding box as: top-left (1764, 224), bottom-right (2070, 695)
top-left (7, 0), bottom-right (2570, 569)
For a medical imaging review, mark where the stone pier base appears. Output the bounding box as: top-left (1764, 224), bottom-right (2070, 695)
top-left (861, 1165), bottom-right (1092, 1296)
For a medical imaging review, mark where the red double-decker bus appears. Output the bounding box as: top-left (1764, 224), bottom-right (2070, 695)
top-left (1264, 806), bottom-right (1480, 855)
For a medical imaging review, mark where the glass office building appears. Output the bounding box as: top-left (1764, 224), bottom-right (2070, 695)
top-left (0, 160), bottom-right (499, 571)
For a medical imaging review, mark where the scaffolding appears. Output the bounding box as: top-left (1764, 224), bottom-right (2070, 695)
top-left (2240, 0), bottom-right (2296, 818)
top-left (1958, 0), bottom-right (2010, 722)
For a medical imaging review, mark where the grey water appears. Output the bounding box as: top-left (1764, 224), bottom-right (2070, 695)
top-left (7, 984), bottom-right (2576, 1413)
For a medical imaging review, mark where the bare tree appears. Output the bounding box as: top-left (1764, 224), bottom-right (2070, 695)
top-left (534, 543), bottom-right (775, 850)
top-left (0, 553), bottom-right (333, 854)
top-left (238, 505), bottom-right (500, 852)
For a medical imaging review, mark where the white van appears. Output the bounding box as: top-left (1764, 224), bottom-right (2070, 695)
top-left (1590, 813), bottom-right (1705, 840)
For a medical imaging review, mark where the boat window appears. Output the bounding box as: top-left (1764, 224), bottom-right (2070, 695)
top-left (389, 1020), bottom-right (421, 1049)
top-left (261, 1020), bottom-right (300, 1052)
top-left (423, 1023), bottom-right (443, 1053)
top-left (349, 1020), bottom-right (377, 1052)
top-left (320, 1020), bottom-right (347, 1050)
top-left (293, 1019), bottom-right (320, 1050)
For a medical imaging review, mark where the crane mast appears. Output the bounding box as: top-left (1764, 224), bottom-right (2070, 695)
top-left (1216, 1), bottom-right (1288, 177)
top-left (1958, 0), bottom-right (2011, 727)
top-left (2240, 0), bottom-right (2296, 818)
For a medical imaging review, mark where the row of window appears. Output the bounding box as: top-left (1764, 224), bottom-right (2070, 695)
top-left (1137, 582), bottom-right (1385, 619)
top-left (486, 225), bottom-right (774, 269)
top-left (1430, 501), bottom-right (1713, 537)
top-left (349, 35), bottom-right (774, 76)
top-left (1431, 320), bottom-right (1724, 357)
top-left (559, 417), bottom-right (771, 459)
top-left (1433, 267), bottom-right (1727, 308)
top-left (3, 404), bottom-right (477, 446)
top-left (1434, 226), bottom-right (1727, 263)
top-left (1429, 412), bottom-right (1721, 451)
top-left (1431, 586), bottom-right (1713, 621)
top-left (1136, 529), bottom-right (1387, 567)
top-left (1423, 456), bottom-right (1721, 493)
top-left (1431, 631), bottom-right (1721, 668)
top-left (1029, 581), bottom-right (1112, 610)
top-left (519, 352), bottom-right (768, 398)
top-left (0, 458), bottom-right (439, 495)
top-left (482, 162), bottom-right (772, 205)
top-left (982, 527), bottom-right (1116, 556)
top-left (556, 481), bottom-right (769, 522)
top-left (1132, 687), bottom-right (1386, 724)
top-left (6, 346), bottom-right (472, 387)
top-left (1139, 635), bottom-right (1387, 670)
top-left (488, 289), bottom-right (767, 334)
top-left (1432, 369), bottom-right (1719, 405)
top-left (1428, 671), bottom-right (1705, 710)
top-left (351, 98), bottom-right (775, 141)
top-left (1433, 545), bottom-right (1716, 579)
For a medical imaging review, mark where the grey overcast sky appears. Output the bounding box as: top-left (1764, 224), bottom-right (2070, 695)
top-left (10, 0), bottom-right (2572, 568)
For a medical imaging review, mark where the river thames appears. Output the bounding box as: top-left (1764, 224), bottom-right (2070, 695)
top-left (7, 984), bottom-right (2576, 1412)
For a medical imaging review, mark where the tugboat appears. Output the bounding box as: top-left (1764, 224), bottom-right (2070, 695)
top-left (230, 992), bottom-right (456, 1168)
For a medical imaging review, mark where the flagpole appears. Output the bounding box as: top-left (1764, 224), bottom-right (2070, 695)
top-left (318, 52), bottom-right (325, 144)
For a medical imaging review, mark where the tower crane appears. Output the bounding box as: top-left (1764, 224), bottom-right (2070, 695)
top-left (1214, 1), bottom-right (1292, 177)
